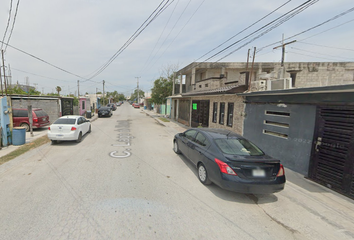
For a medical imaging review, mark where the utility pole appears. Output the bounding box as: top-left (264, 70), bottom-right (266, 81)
top-left (273, 34), bottom-right (296, 78)
top-left (1, 50), bottom-right (6, 96)
top-left (248, 47), bottom-right (256, 91)
top-left (103, 80), bottom-right (105, 105)
top-left (136, 77), bottom-right (140, 104)
top-left (77, 80), bottom-right (80, 112)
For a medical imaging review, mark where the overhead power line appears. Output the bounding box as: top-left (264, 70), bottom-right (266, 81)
top-left (86, 0), bottom-right (175, 81)
top-left (194, 0), bottom-right (293, 62)
top-left (212, 0), bottom-right (319, 62)
top-left (0, 40), bottom-right (89, 80)
top-left (1, 0), bottom-right (13, 50)
top-left (257, 6), bottom-right (354, 53)
top-left (5, 0), bottom-right (20, 52)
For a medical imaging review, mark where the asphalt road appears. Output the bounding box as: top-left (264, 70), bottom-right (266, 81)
top-left (0, 103), bottom-right (353, 240)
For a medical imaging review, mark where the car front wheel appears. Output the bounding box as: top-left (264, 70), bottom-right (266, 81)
top-left (198, 163), bottom-right (212, 185)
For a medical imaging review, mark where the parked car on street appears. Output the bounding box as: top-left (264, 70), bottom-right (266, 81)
top-left (47, 115), bottom-right (91, 144)
top-left (132, 103), bottom-right (140, 108)
top-left (12, 108), bottom-right (50, 132)
top-left (173, 128), bottom-right (286, 194)
top-left (107, 103), bottom-right (117, 111)
top-left (98, 107), bottom-right (112, 117)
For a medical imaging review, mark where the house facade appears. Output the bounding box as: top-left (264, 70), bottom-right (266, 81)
top-left (171, 61), bottom-right (354, 199)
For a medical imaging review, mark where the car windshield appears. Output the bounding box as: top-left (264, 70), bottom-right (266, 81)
top-left (214, 138), bottom-right (264, 156)
top-left (53, 118), bottom-right (76, 124)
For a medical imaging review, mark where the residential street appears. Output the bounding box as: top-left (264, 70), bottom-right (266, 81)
top-left (0, 102), bottom-right (353, 240)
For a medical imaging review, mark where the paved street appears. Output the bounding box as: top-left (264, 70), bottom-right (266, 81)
top-left (0, 103), bottom-right (354, 240)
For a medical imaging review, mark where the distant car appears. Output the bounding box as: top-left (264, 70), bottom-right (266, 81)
top-left (107, 103), bottom-right (117, 111)
top-left (12, 108), bottom-right (50, 132)
top-left (173, 128), bottom-right (286, 194)
top-left (47, 115), bottom-right (91, 144)
top-left (98, 107), bottom-right (112, 117)
top-left (132, 103), bottom-right (140, 108)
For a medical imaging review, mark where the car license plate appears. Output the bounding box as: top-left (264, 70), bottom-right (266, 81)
top-left (43, 118), bottom-right (46, 121)
top-left (56, 134), bottom-right (64, 137)
top-left (102, 113), bottom-right (105, 115)
top-left (252, 169), bottom-right (266, 177)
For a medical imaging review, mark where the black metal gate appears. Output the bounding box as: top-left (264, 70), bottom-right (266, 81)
top-left (309, 106), bottom-right (354, 199)
top-left (191, 100), bottom-right (210, 128)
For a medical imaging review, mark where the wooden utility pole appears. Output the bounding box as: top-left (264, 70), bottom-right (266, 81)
top-left (248, 47), bottom-right (256, 91)
top-left (273, 34), bottom-right (296, 78)
top-left (1, 50), bottom-right (6, 96)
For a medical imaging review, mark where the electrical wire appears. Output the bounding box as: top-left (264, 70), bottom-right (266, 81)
top-left (297, 41), bottom-right (354, 52)
top-left (194, 0), bottom-right (293, 62)
top-left (290, 47), bottom-right (354, 61)
top-left (1, 0), bottom-right (13, 50)
top-left (257, 6), bottom-right (354, 53)
top-left (5, 0), bottom-right (20, 52)
top-left (86, 0), bottom-right (175, 81)
top-left (147, 0), bottom-right (206, 71)
top-left (211, 0), bottom-right (318, 62)
top-left (0, 40), bottom-right (88, 80)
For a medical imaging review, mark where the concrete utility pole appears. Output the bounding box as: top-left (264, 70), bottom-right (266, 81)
top-left (103, 80), bottom-right (105, 105)
top-left (136, 77), bottom-right (140, 104)
top-left (77, 80), bottom-right (80, 112)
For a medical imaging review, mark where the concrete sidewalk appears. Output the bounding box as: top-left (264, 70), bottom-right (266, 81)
top-left (0, 114), bottom-right (99, 158)
top-left (142, 108), bottom-right (354, 207)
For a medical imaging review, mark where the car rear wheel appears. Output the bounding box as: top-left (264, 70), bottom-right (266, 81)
top-left (198, 163), bottom-right (212, 185)
top-left (173, 140), bottom-right (181, 154)
top-left (76, 132), bottom-right (82, 143)
top-left (51, 140), bottom-right (58, 145)
top-left (20, 123), bottom-right (30, 132)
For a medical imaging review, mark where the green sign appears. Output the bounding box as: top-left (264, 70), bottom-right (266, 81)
top-left (193, 103), bottom-right (197, 110)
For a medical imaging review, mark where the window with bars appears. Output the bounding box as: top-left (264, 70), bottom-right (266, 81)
top-left (219, 102), bottom-right (225, 125)
top-left (227, 103), bottom-right (234, 127)
top-left (212, 102), bottom-right (218, 123)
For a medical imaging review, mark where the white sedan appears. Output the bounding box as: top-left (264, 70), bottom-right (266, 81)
top-left (47, 115), bottom-right (91, 144)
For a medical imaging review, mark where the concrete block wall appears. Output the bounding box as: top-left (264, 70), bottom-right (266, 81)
top-left (11, 98), bottom-right (60, 124)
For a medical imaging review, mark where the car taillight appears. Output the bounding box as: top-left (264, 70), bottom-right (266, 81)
top-left (215, 158), bottom-right (237, 176)
top-left (33, 118), bottom-right (38, 123)
top-left (71, 127), bottom-right (77, 131)
top-left (48, 127), bottom-right (51, 130)
top-left (277, 164), bottom-right (285, 177)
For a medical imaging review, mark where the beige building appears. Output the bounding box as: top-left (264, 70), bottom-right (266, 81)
top-left (170, 61), bottom-right (354, 135)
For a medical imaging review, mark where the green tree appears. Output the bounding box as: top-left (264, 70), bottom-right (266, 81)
top-left (130, 89), bottom-right (145, 102)
top-left (151, 77), bottom-right (173, 104)
top-left (56, 86), bottom-right (62, 95)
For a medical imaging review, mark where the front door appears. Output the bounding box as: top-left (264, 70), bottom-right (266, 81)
top-left (309, 106), bottom-right (354, 199)
top-left (191, 100), bottom-right (210, 127)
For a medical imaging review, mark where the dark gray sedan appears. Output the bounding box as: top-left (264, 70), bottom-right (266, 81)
top-left (173, 128), bottom-right (285, 194)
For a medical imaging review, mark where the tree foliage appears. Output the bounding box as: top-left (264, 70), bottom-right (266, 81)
top-left (7, 86), bottom-right (41, 95)
top-left (130, 89), bottom-right (145, 102)
top-left (56, 86), bottom-right (62, 95)
top-left (151, 77), bottom-right (173, 104)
